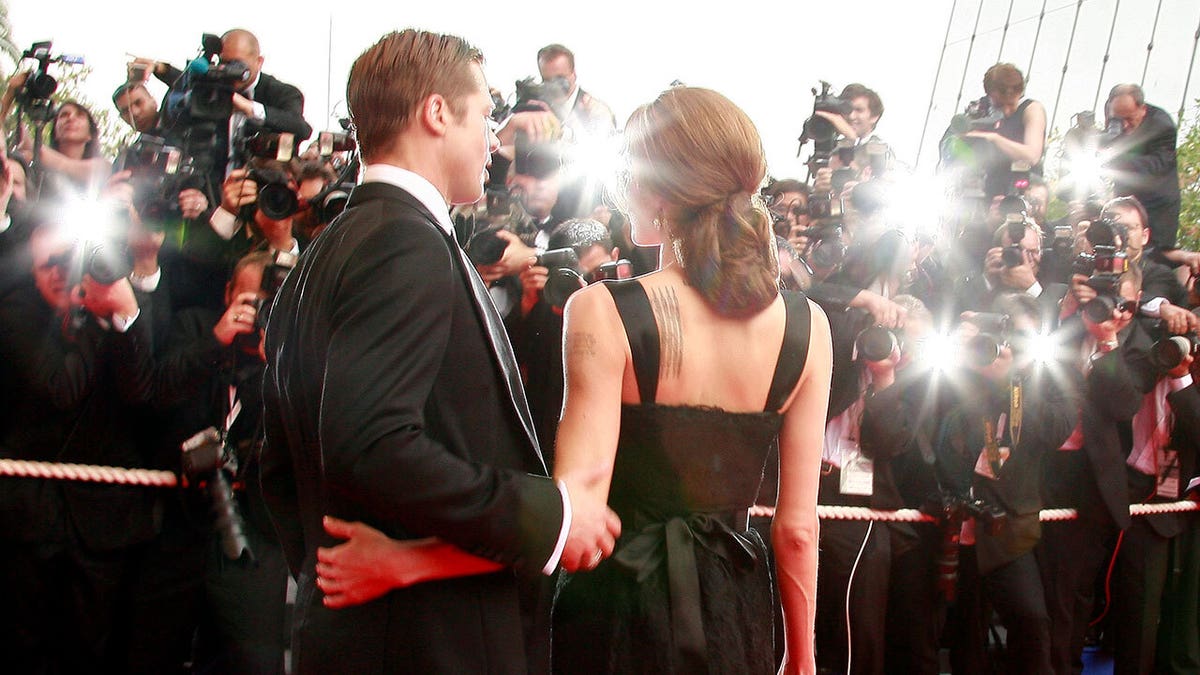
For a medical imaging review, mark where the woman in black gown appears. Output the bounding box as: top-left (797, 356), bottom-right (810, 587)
top-left (315, 87), bottom-right (832, 675)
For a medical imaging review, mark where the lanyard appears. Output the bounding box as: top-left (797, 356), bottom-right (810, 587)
top-left (982, 379), bottom-right (1024, 477)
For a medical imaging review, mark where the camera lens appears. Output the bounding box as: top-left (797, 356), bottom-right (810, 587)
top-left (856, 325), bottom-right (897, 363)
top-left (258, 183), bottom-right (298, 220)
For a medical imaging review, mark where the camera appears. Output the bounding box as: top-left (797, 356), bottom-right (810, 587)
top-left (253, 250), bottom-right (297, 330)
top-left (14, 41), bottom-right (83, 122)
top-left (949, 96), bottom-right (1004, 135)
top-left (1080, 259), bottom-right (1136, 324)
top-left (961, 312), bottom-right (1012, 368)
top-left (923, 491), bottom-right (1009, 601)
top-left (163, 34), bottom-right (250, 126)
top-left (1072, 242), bottom-right (1129, 277)
top-left (537, 247), bottom-right (633, 309)
top-left (181, 428), bottom-right (253, 561)
top-left (794, 222), bottom-right (848, 271)
top-left (234, 163), bottom-right (298, 222)
top-left (798, 81), bottom-right (852, 169)
top-left (1000, 214), bottom-right (1030, 268)
top-left (1152, 333), bottom-right (1200, 371)
top-left (116, 135), bottom-right (201, 227)
top-left (513, 76), bottom-right (572, 115)
top-left (466, 225), bottom-right (510, 266)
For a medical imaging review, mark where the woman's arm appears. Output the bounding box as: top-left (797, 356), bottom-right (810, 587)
top-left (773, 300), bottom-right (833, 675)
top-left (552, 283), bottom-right (627, 569)
top-left (315, 517), bottom-right (501, 609)
top-left (967, 100), bottom-right (1047, 165)
top-left (37, 146), bottom-right (111, 185)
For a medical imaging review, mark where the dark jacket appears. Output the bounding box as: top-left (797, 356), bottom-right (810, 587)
top-left (260, 181), bottom-right (563, 674)
top-left (1108, 105), bottom-right (1181, 249)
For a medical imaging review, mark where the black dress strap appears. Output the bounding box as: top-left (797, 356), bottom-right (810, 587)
top-left (764, 290), bottom-right (812, 412)
top-left (603, 280), bottom-right (660, 405)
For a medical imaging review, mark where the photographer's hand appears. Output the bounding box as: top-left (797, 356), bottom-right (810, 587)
top-left (178, 189), bottom-right (209, 220)
top-left (231, 92), bottom-right (258, 118)
top-left (1069, 273), bottom-right (1097, 305)
top-left (983, 247), bottom-right (1004, 285)
top-left (0, 71), bottom-right (30, 119)
top-left (519, 265), bottom-right (549, 317)
top-left (79, 275), bottom-right (139, 322)
top-left (103, 169), bottom-right (135, 208)
top-left (213, 292), bottom-right (259, 346)
top-left (1159, 302), bottom-right (1198, 335)
top-left (479, 229), bottom-right (537, 282)
top-left (811, 168), bottom-right (833, 197)
top-left (1000, 262), bottom-right (1037, 293)
top-left (1168, 353), bottom-right (1195, 379)
top-left (221, 169), bottom-right (258, 214)
top-left (813, 110), bottom-right (857, 142)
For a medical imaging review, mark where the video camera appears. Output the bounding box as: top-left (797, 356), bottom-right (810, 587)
top-left (181, 428), bottom-right (253, 562)
top-left (162, 33), bottom-right (250, 126)
top-left (949, 96), bottom-right (1004, 135)
top-left (798, 81), bottom-right (852, 170)
top-left (13, 41), bottom-right (84, 122)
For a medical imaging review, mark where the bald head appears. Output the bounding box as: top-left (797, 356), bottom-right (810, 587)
top-left (220, 28), bottom-right (264, 89)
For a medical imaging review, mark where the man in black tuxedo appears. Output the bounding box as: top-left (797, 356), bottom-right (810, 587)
top-left (261, 29), bottom-right (619, 674)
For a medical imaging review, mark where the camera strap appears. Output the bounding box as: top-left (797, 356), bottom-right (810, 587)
top-left (982, 418), bottom-right (1005, 478)
top-left (1009, 379), bottom-right (1023, 449)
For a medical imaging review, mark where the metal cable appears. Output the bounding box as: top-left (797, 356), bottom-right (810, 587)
top-left (1178, 8), bottom-right (1200, 123)
top-left (1141, 0), bottom-right (1164, 87)
top-left (998, 0), bottom-right (1017, 61)
top-left (1050, 0), bottom-right (1087, 136)
top-left (1093, 0), bottom-right (1122, 113)
top-left (916, 0), bottom-right (960, 169)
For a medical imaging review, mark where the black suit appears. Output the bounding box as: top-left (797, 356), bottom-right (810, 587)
top-left (0, 281), bottom-right (158, 671)
top-left (261, 180), bottom-right (564, 674)
top-left (1107, 105), bottom-right (1181, 250)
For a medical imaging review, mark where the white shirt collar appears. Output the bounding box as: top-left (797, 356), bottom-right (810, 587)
top-left (362, 164), bottom-right (454, 237)
top-left (559, 85), bottom-right (580, 120)
top-left (243, 72), bottom-right (261, 100)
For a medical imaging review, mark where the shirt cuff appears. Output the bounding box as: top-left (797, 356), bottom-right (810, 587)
top-left (250, 101), bottom-right (266, 121)
top-left (111, 309), bottom-right (140, 333)
top-left (1027, 280), bottom-right (1043, 298)
top-left (210, 207), bottom-right (241, 240)
top-left (542, 479), bottom-right (572, 575)
top-left (129, 267), bottom-right (162, 293)
top-left (1169, 373), bottom-right (1194, 393)
top-left (1139, 297), bottom-right (1167, 318)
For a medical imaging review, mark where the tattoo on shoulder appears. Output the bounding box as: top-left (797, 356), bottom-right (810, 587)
top-left (565, 332), bottom-right (597, 359)
top-left (651, 287), bottom-right (682, 379)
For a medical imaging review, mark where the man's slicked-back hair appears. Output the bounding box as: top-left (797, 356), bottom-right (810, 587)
top-left (347, 29), bottom-right (483, 162)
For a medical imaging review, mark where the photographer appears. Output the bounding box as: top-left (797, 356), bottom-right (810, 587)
top-left (1108, 318), bottom-right (1198, 675)
top-left (1040, 265), bottom-right (1159, 675)
top-left (1100, 196), bottom-right (1198, 335)
top-left (112, 81), bottom-right (161, 135)
top-left (814, 295), bottom-right (934, 675)
top-left (514, 218), bottom-right (621, 462)
top-left (535, 43), bottom-right (616, 138)
top-left (2, 74), bottom-right (111, 200)
top-left (961, 64), bottom-right (1047, 200)
top-left (814, 83), bottom-right (886, 149)
top-left (934, 296), bottom-right (1076, 675)
top-left (0, 216), bottom-right (158, 672)
top-left (1104, 84), bottom-right (1182, 255)
top-left (135, 250), bottom-right (290, 674)
top-left (960, 218), bottom-right (1068, 328)
top-left (143, 29), bottom-right (312, 186)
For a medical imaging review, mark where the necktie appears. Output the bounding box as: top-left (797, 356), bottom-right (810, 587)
top-left (443, 230), bottom-right (545, 468)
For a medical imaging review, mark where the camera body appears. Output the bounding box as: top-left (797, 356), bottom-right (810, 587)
top-left (950, 96), bottom-right (1004, 135)
top-left (163, 34), bottom-right (250, 126)
top-left (181, 427), bottom-right (253, 561)
top-left (536, 247), bottom-right (633, 309)
top-left (117, 135), bottom-right (202, 226)
top-left (513, 76), bottom-right (572, 115)
top-left (15, 41), bottom-right (82, 122)
top-left (799, 81), bottom-right (852, 169)
top-left (1152, 333), bottom-right (1200, 371)
top-left (794, 222), bottom-right (848, 271)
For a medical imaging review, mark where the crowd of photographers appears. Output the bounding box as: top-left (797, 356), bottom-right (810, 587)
top-left (0, 28), bottom-right (1198, 675)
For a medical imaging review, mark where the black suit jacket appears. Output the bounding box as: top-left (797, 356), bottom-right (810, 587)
top-left (1108, 105), bottom-right (1181, 249)
top-left (0, 282), bottom-right (158, 551)
top-left (261, 181), bottom-right (563, 674)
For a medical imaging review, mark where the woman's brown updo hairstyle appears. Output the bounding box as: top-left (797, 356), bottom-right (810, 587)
top-left (623, 87), bottom-right (778, 317)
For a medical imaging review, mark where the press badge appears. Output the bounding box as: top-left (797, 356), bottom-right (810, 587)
top-left (1157, 450), bottom-right (1181, 500)
top-left (974, 446), bottom-right (1011, 480)
top-left (839, 441), bottom-right (874, 496)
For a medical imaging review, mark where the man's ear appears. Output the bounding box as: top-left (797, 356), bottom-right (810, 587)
top-left (610, 247), bottom-right (620, 261)
top-left (422, 94), bottom-right (451, 136)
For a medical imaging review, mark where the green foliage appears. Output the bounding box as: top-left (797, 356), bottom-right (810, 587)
top-left (1177, 99), bottom-right (1200, 251)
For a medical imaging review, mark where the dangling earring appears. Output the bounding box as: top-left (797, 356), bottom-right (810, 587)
top-left (672, 238), bottom-right (686, 269)
top-left (652, 217), bottom-right (663, 231)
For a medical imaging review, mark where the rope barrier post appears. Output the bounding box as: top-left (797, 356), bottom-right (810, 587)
top-left (916, 0), bottom-right (960, 170)
top-left (1093, 0), bottom-right (1122, 114)
top-left (1049, 0), bottom-right (1086, 139)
